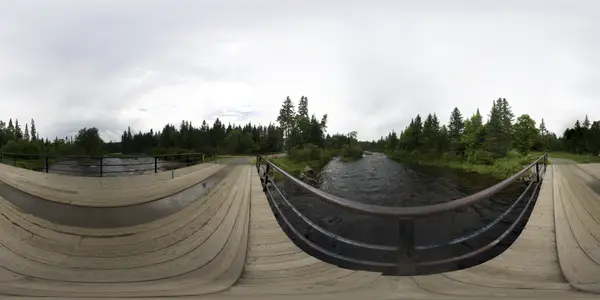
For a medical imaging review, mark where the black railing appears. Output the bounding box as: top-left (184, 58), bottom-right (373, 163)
top-left (0, 152), bottom-right (216, 177)
top-left (255, 153), bottom-right (548, 274)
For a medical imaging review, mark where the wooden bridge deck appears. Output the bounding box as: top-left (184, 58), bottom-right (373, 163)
top-left (0, 160), bottom-right (598, 299)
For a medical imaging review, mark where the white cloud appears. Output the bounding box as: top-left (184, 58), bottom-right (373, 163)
top-left (0, 0), bottom-right (598, 142)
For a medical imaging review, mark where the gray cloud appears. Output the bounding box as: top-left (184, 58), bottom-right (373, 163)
top-left (0, 0), bottom-right (598, 142)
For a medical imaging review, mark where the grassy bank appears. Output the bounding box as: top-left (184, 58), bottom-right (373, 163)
top-left (340, 144), bottom-right (364, 162)
top-left (530, 151), bottom-right (600, 164)
top-left (388, 151), bottom-right (545, 180)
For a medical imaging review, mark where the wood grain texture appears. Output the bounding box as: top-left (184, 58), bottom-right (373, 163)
top-left (0, 162), bottom-right (225, 206)
top-left (0, 163), bottom-right (598, 298)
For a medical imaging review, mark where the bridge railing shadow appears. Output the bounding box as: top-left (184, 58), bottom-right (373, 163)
top-left (256, 153), bottom-right (548, 275)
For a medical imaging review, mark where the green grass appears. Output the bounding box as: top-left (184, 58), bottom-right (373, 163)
top-left (269, 156), bottom-right (307, 176)
top-left (531, 151), bottom-right (600, 164)
top-left (388, 151), bottom-right (546, 180)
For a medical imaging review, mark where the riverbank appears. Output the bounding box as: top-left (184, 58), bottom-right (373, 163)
top-left (387, 151), bottom-right (544, 180)
top-left (267, 144), bottom-right (365, 177)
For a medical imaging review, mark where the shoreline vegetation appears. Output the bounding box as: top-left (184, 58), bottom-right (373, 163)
top-left (386, 150), bottom-right (543, 180)
top-left (0, 95), bottom-right (597, 182)
top-left (359, 98), bottom-right (600, 180)
top-left (269, 95), bottom-right (364, 179)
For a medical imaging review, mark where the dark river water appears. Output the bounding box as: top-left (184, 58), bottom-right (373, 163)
top-left (269, 153), bottom-right (534, 274)
top-left (47, 157), bottom-right (187, 177)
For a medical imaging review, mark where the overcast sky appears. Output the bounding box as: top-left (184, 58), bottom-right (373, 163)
top-left (0, 0), bottom-right (598, 142)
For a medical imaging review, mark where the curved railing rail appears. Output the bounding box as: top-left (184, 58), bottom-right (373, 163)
top-left (256, 153), bottom-right (548, 273)
top-left (0, 152), bottom-right (215, 177)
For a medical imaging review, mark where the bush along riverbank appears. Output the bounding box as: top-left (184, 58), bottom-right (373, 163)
top-left (387, 149), bottom-right (543, 180)
top-left (363, 98), bottom-right (553, 180)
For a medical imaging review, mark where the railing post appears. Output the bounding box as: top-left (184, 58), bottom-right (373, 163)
top-left (397, 219), bottom-right (416, 275)
top-left (99, 156), bottom-right (103, 177)
top-left (262, 162), bottom-right (270, 192)
top-left (13, 155), bottom-right (16, 166)
top-left (535, 162), bottom-right (540, 183)
top-left (45, 156), bottom-right (49, 173)
top-left (187, 154), bottom-right (191, 167)
top-left (154, 156), bottom-right (158, 173)
top-left (0, 153), bottom-right (3, 163)
top-left (171, 155), bottom-right (174, 179)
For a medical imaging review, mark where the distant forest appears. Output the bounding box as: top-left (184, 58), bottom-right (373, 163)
top-left (0, 97), bottom-right (597, 159)
top-left (0, 96), bottom-right (357, 157)
top-left (360, 98), bottom-right (600, 164)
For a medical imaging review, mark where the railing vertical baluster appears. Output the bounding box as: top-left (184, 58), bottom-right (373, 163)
top-left (154, 156), bottom-right (158, 173)
top-left (397, 219), bottom-right (416, 274)
top-left (45, 156), bottom-right (49, 173)
top-left (263, 163), bottom-right (270, 192)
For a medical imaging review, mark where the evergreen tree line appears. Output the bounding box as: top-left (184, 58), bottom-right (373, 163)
top-left (561, 115), bottom-right (600, 155)
top-left (0, 116), bottom-right (286, 156)
top-left (363, 98), bottom-right (560, 165)
top-left (120, 119), bottom-right (284, 156)
top-left (276, 96), bottom-right (363, 162)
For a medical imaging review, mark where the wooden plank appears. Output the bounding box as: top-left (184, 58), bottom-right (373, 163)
top-left (0, 163), bottom-right (226, 206)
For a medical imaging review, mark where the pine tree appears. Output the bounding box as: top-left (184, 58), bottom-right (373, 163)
top-left (539, 118), bottom-right (549, 150)
top-left (448, 107), bottom-right (465, 154)
top-left (14, 119), bottom-right (22, 140)
top-left (463, 109), bottom-right (485, 156)
top-left (485, 99), bottom-right (504, 157)
top-left (23, 123), bottom-right (30, 141)
top-left (498, 98), bottom-right (514, 153)
top-left (583, 115), bottom-right (591, 129)
top-left (277, 96), bottom-right (296, 150)
top-left (7, 119), bottom-right (14, 135)
top-left (30, 118), bottom-right (37, 141)
top-left (297, 96), bottom-right (309, 118)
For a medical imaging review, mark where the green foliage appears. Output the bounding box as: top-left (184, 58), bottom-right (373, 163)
top-left (341, 144), bottom-right (364, 162)
top-left (277, 96), bottom-right (328, 151)
top-left (280, 144), bottom-right (337, 175)
top-left (120, 119), bottom-right (284, 156)
top-left (562, 116), bottom-right (600, 156)
top-left (465, 149), bottom-right (495, 165)
top-left (448, 107), bottom-right (465, 154)
top-left (370, 97), bottom-right (552, 178)
top-left (75, 127), bottom-right (104, 155)
top-left (513, 114), bottom-right (538, 154)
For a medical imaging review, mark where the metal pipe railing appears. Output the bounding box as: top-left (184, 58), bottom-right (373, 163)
top-left (0, 152), bottom-right (209, 177)
top-left (256, 153), bottom-right (548, 274)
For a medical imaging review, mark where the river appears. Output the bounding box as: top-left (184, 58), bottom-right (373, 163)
top-left (47, 157), bottom-right (188, 177)
top-left (271, 153), bottom-right (533, 274)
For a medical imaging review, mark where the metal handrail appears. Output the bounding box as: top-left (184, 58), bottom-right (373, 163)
top-left (263, 166), bottom-right (396, 252)
top-left (262, 172), bottom-right (396, 268)
top-left (256, 153), bottom-right (548, 273)
top-left (0, 152), bottom-right (211, 177)
top-left (264, 154), bottom-right (547, 218)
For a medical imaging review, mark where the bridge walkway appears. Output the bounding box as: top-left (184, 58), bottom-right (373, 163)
top-left (0, 158), bottom-right (596, 298)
